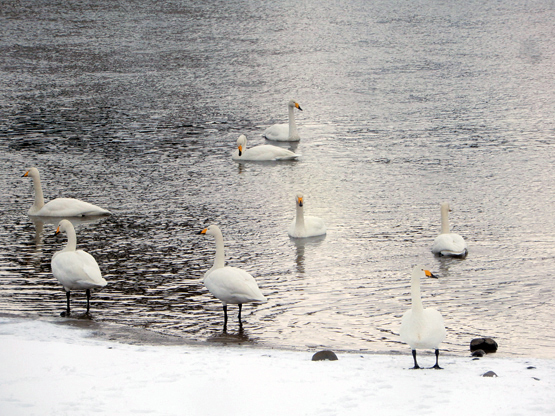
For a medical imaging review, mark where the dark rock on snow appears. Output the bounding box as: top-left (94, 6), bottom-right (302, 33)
top-left (312, 350), bottom-right (338, 361)
top-left (482, 371), bottom-right (498, 377)
top-left (471, 349), bottom-right (485, 357)
top-left (470, 337), bottom-right (498, 353)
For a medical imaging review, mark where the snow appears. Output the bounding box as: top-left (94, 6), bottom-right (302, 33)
top-left (1, 317), bottom-right (554, 416)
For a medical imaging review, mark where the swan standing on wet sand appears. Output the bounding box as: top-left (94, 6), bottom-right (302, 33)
top-left (262, 100), bottom-right (302, 142)
top-left (288, 193), bottom-right (327, 238)
top-left (199, 225), bottom-right (267, 331)
top-left (431, 202), bottom-right (468, 257)
top-left (232, 134), bottom-right (299, 161)
top-left (51, 219), bottom-right (107, 316)
top-left (399, 265), bottom-right (446, 369)
top-left (23, 167), bottom-right (111, 217)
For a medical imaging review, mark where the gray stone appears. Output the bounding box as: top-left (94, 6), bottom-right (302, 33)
top-left (482, 370), bottom-right (498, 377)
top-left (470, 337), bottom-right (498, 353)
top-left (312, 350), bottom-right (338, 361)
top-left (471, 349), bottom-right (485, 357)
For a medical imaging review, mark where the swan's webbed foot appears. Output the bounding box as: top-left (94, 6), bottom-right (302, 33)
top-left (431, 364), bottom-right (443, 370)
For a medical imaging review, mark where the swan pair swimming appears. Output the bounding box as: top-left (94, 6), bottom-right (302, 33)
top-left (23, 167), bottom-right (111, 217)
top-left (431, 202), bottom-right (468, 257)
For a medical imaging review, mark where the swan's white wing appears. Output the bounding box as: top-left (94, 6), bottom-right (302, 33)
top-left (431, 233), bottom-right (467, 257)
top-left (262, 124), bottom-right (290, 141)
top-left (37, 198), bottom-right (110, 217)
top-left (51, 250), bottom-right (106, 291)
top-left (234, 144), bottom-right (298, 161)
top-left (204, 266), bottom-right (266, 305)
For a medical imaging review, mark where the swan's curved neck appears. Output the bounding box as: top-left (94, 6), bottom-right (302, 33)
top-left (212, 230), bottom-right (226, 269)
top-left (288, 105), bottom-right (298, 138)
top-left (62, 228), bottom-right (77, 252)
top-left (295, 204), bottom-right (305, 230)
top-left (440, 205), bottom-right (450, 234)
top-left (411, 273), bottom-right (424, 312)
top-left (30, 173), bottom-right (45, 213)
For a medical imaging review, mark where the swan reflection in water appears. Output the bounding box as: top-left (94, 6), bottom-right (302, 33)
top-left (290, 234), bottom-right (326, 276)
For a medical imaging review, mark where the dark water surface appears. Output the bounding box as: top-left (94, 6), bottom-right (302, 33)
top-left (1, 0), bottom-right (554, 358)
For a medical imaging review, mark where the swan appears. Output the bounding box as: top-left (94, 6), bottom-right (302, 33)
top-left (51, 219), bottom-right (107, 316)
top-left (288, 193), bottom-right (327, 238)
top-left (431, 202), bottom-right (468, 257)
top-left (399, 265), bottom-right (446, 369)
top-left (199, 225), bottom-right (267, 331)
top-left (23, 167), bottom-right (111, 217)
top-left (232, 134), bottom-right (299, 161)
top-left (262, 100), bottom-right (302, 142)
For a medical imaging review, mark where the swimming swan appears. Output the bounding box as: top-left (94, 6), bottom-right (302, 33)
top-left (399, 265), bottom-right (446, 369)
top-left (199, 225), bottom-right (267, 331)
top-left (262, 100), bottom-right (302, 142)
top-left (23, 167), bottom-right (111, 217)
top-left (51, 219), bottom-right (107, 316)
top-left (232, 134), bottom-right (299, 161)
top-left (288, 193), bottom-right (327, 238)
top-left (431, 202), bottom-right (468, 257)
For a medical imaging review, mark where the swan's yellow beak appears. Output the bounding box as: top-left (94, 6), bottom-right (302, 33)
top-left (23, 170), bottom-right (30, 177)
top-left (199, 228), bottom-right (207, 235)
top-left (295, 102), bottom-right (303, 111)
top-left (425, 270), bottom-right (438, 279)
top-left (297, 196), bottom-right (303, 207)
top-left (238, 145), bottom-right (243, 156)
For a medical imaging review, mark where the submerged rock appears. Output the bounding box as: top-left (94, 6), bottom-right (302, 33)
top-left (470, 337), bottom-right (498, 353)
top-left (312, 350), bottom-right (338, 361)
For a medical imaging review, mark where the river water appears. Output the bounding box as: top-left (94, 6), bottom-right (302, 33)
top-left (1, 0), bottom-right (554, 358)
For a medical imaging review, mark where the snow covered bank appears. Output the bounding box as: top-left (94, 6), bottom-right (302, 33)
top-left (0, 317), bottom-right (553, 416)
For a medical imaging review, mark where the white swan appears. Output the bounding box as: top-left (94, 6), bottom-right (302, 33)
top-left (51, 219), bottom-right (107, 316)
top-left (199, 225), bottom-right (267, 331)
top-left (431, 202), bottom-right (468, 257)
top-left (399, 265), bottom-right (446, 369)
top-left (288, 193), bottom-right (327, 238)
top-left (232, 134), bottom-right (299, 161)
top-left (262, 100), bottom-right (302, 142)
top-left (23, 167), bottom-right (111, 217)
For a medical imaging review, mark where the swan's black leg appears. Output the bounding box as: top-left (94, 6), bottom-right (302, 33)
top-left (410, 350), bottom-right (421, 369)
top-left (86, 289), bottom-right (91, 314)
top-left (238, 304), bottom-right (243, 329)
top-left (61, 291), bottom-right (71, 317)
top-left (431, 349), bottom-right (443, 369)
top-left (223, 304), bottom-right (228, 333)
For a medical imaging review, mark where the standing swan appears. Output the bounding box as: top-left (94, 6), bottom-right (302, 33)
top-left (199, 225), bottom-right (267, 331)
top-left (431, 202), bottom-right (468, 257)
top-left (51, 219), bottom-right (107, 316)
top-left (262, 100), bottom-right (302, 142)
top-left (232, 134), bottom-right (299, 161)
top-left (288, 193), bottom-right (327, 238)
top-left (399, 265), bottom-right (446, 369)
top-left (23, 167), bottom-right (111, 217)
